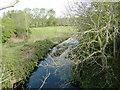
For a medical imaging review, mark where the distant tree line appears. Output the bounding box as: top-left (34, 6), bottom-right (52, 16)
top-left (1, 8), bottom-right (71, 43)
top-left (23, 8), bottom-right (57, 27)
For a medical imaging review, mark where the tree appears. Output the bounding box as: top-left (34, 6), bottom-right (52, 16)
top-left (32, 8), bottom-right (40, 27)
top-left (23, 8), bottom-right (33, 35)
top-left (39, 8), bottom-right (47, 26)
top-left (2, 17), bottom-right (16, 42)
top-left (57, 17), bottom-right (71, 26)
top-left (66, 1), bottom-right (120, 88)
top-left (47, 9), bottom-right (57, 26)
top-left (11, 11), bottom-right (28, 37)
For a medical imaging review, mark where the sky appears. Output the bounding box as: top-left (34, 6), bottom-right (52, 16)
top-left (0, 0), bottom-right (71, 17)
top-left (0, 0), bottom-right (119, 17)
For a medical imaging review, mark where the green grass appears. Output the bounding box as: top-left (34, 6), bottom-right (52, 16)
top-left (29, 26), bottom-right (75, 42)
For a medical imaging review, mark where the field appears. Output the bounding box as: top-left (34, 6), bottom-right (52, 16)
top-left (29, 26), bottom-right (75, 42)
top-left (2, 26), bottom-right (76, 88)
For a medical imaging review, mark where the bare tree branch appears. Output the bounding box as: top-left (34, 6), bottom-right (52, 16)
top-left (0, 0), bottom-right (20, 11)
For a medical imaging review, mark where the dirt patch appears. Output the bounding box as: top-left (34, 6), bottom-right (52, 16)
top-left (28, 38), bottom-right (43, 42)
top-left (22, 47), bottom-right (35, 59)
top-left (8, 36), bottom-right (24, 42)
top-left (8, 35), bottom-right (26, 42)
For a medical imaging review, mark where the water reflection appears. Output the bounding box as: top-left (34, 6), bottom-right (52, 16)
top-left (26, 36), bottom-right (79, 89)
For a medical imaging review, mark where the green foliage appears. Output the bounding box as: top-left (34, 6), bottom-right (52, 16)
top-left (23, 8), bottom-right (57, 27)
top-left (47, 17), bottom-right (57, 26)
top-left (46, 9), bottom-right (57, 26)
top-left (57, 18), bottom-right (71, 26)
top-left (24, 40), bottom-right (55, 59)
top-left (2, 10), bottom-right (30, 42)
top-left (11, 11), bottom-right (27, 37)
top-left (2, 17), bottom-right (16, 42)
top-left (2, 10), bottom-right (32, 41)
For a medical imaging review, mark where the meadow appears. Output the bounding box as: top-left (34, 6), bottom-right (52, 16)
top-left (29, 26), bottom-right (75, 42)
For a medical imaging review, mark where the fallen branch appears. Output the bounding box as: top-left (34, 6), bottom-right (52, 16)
top-left (39, 72), bottom-right (50, 89)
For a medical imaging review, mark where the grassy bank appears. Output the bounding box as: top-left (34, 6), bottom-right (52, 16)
top-left (2, 26), bottom-right (75, 88)
top-left (2, 40), bottom-right (55, 88)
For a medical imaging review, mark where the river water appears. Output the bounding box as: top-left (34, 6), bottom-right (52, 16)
top-left (25, 35), bottom-right (79, 89)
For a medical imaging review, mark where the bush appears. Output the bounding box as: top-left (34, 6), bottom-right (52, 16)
top-left (2, 17), bottom-right (16, 42)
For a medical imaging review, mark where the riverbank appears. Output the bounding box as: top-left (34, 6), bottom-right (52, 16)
top-left (1, 26), bottom-right (76, 88)
top-left (2, 40), bottom-right (55, 88)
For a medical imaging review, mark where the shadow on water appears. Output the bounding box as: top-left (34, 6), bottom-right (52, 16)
top-left (25, 35), bottom-right (79, 89)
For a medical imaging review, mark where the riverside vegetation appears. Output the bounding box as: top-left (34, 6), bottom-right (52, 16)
top-left (1, 26), bottom-right (75, 88)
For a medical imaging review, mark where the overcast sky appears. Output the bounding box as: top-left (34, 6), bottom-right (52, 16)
top-left (0, 0), bottom-right (71, 17)
top-left (0, 0), bottom-right (119, 17)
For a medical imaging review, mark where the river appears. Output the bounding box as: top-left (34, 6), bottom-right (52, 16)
top-left (25, 35), bottom-right (79, 89)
